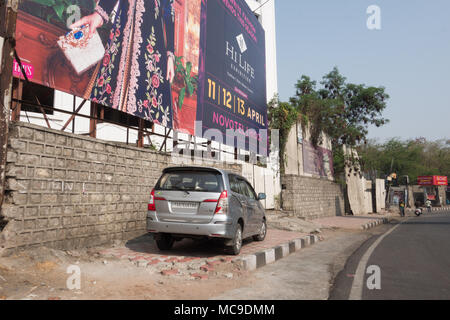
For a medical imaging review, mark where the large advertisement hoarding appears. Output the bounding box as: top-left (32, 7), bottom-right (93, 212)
top-left (302, 140), bottom-right (334, 178)
top-left (15, 0), bottom-right (267, 154)
top-left (197, 0), bottom-right (267, 155)
top-left (417, 176), bottom-right (448, 186)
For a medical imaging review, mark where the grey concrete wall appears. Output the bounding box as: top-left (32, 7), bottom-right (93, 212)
top-left (374, 179), bottom-right (386, 212)
top-left (0, 122), bottom-right (241, 253)
top-left (281, 174), bottom-right (345, 219)
top-left (438, 186), bottom-right (447, 206)
top-left (283, 123), bottom-right (334, 181)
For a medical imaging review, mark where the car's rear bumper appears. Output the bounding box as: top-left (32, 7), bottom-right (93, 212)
top-left (146, 211), bottom-right (235, 239)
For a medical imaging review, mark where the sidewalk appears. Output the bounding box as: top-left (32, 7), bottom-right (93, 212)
top-left (313, 207), bottom-right (450, 230)
top-left (313, 213), bottom-right (391, 230)
top-left (99, 229), bottom-right (312, 279)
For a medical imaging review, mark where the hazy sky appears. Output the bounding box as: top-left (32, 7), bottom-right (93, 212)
top-left (275, 0), bottom-right (450, 142)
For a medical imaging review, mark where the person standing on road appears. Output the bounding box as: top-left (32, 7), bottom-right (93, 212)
top-left (399, 199), bottom-right (405, 217)
top-left (425, 199), bottom-right (432, 212)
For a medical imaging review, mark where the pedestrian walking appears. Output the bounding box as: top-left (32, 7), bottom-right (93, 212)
top-left (399, 199), bottom-right (405, 217)
top-left (425, 199), bottom-right (432, 212)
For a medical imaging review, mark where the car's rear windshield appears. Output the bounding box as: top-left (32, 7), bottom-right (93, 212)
top-left (156, 170), bottom-right (224, 193)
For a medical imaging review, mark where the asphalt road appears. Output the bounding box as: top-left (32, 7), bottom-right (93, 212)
top-left (330, 211), bottom-right (450, 300)
top-left (212, 230), bottom-right (372, 300)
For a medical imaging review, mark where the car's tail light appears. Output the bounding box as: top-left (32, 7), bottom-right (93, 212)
top-left (214, 190), bottom-right (228, 215)
top-left (148, 189), bottom-right (165, 211)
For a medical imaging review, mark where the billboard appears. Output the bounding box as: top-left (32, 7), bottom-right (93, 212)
top-left (417, 176), bottom-right (448, 186)
top-left (302, 140), bottom-right (334, 178)
top-left (15, 0), bottom-right (267, 154)
top-left (197, 0), bottom-right (267, 154)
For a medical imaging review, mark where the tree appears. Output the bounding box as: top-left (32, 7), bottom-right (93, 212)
top-left (289, 76), bottom-right (340, 147)
top-left (357, 138), bottom-right (450, 183)
top-left (289, 67), bottom-right (390, 178)
top-left (316, 67), bottom-right (389, 146)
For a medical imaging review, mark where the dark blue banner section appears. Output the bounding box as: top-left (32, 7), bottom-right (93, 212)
top-left (197, 0), bottom-right (267, 155)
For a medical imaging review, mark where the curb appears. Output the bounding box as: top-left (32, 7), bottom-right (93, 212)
top-left (361, 218), bottom-right (389, 230)
top-left (406, 206), bottom-right (450, 214)
top-left (234, 234), bottom-right (320, 271)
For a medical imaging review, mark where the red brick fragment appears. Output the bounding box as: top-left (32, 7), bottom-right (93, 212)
top-left (130, 256), bottom-right (145, 262)
top-left (191, 273), bottom-right (208, 280)
top-left (161, 269), bottom-right (179, 276)
top-left (200, 265), bottom-right (214, 272)
top-left (206, 260), bottom-right (222, 266)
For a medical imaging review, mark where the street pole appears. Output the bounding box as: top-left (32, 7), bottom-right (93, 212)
top-left (0, 0), bottom-right (18, 208)
top-left (404, 175), bottom-right (409, 208)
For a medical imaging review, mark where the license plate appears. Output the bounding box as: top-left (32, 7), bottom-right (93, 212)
top-left (171, 201), bottom-right (198, 209)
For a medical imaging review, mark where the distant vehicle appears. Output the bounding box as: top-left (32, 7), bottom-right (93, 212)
top-left (147, 166), bottom-right (267, 255)
top-left (414, 200), bottom-right (423, 216)
top-left (414, 208), bottom-right (422, 216)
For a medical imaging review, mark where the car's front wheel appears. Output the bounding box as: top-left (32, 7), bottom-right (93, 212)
top-left (227, 224), bottom-right (243, 255)
top-left (253, 219), bottom-right (267, 241)
top-left (156, 234), bottom-right (174, 251)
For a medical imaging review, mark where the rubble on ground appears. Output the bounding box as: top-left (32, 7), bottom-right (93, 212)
top-left (266, 210), bottom-right (323, 234)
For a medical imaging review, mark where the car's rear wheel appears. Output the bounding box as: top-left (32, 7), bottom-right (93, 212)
top-left (227, 224), bottom-right (242, 255)
top-left (253, 219), bottom-right (267, 241)
top-left (156, 234), bottom-right (174, 251)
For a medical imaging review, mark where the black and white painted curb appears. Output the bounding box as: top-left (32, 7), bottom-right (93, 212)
top-left (406, 206), bottom-right (450, 214)
top-left (361, 218), bottom-right (389, 230)
top-left (235, 235), bottom-right (320, 271)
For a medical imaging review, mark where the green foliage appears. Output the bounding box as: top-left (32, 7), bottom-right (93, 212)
top-left (332, 145), bottom-right (347, 185)
top-left (289, 67), bottom-right (390, 178)
top-left (174, 56), bottom-right (198, 110)
top-left (357, 138), bottom-right (450, 183)
top-left (147, 144), bottom-right (158, 152)
top-left (267, 95), bottom-right (299, 173)
top-left (289, 75), bottom-right (341, 147)
top-left (268, 68), bottom-right (389, 179)
top-left (291, 67), bottom-right (389, 148)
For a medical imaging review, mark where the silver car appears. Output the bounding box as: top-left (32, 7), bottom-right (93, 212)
top-left (147, 166), bottom-right (267, 255)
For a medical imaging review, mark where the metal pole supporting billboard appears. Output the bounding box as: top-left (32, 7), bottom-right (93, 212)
top-left (0, 0), bottom-right (18, 209)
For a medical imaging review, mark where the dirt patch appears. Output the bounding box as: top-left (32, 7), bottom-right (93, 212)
top-left (0, 223), bottom-right (361, 300)
top-left (266, 211), bottom-right (323, 234)
top-left (35, 261), bottom-right (58, 272)
top-left (0, 246), bottom-right (252, 300)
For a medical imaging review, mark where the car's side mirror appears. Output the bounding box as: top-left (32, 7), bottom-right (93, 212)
top-left (257, 193), bottom-right (266, 200)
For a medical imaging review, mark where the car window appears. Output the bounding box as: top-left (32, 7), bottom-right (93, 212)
top-left (236, 179), bottom-right (252, 199)
top-left (239, 181), bottom-right (249, 197)
top-left (243, 180), bottom-right (257, 200)
top-left (157, 171), bottom-right (223, 192)
top-left (229, 175), bottom-right (241, 194)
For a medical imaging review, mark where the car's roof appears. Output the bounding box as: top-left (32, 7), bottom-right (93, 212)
top-left (162, 166), bottom-right (227, 175)
top-left (162, 166), bottom-right (244, 179)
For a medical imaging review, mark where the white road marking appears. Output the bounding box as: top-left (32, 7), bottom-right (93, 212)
top-left (349, 218), bottom-right (411, 300)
